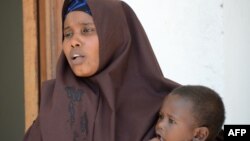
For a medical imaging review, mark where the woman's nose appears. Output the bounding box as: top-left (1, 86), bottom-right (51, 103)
top-left (71, 42), bottom-right (80, 48)
top-left (70, 35), bottom-right (82, 48)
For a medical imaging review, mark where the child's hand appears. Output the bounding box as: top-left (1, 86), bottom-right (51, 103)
top-left (149, 137), bottom-right (160, 141)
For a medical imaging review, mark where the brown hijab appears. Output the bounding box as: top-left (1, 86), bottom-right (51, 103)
top-left (24, 0), bottom-right (180, 141)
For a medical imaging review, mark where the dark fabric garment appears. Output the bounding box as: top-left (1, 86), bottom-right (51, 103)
top-left (24, 0), bottom-right (182, 141)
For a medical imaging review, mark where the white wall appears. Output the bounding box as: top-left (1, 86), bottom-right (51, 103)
top-left (123, 0), bottom-right (250, 124)
top-left (224, 0), bottom-right (250, 124)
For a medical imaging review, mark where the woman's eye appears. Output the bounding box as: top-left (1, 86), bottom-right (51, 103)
top-left (82, 27), bottom-right (95, 34)
top-left (64, 32), bottom-right (72, 38)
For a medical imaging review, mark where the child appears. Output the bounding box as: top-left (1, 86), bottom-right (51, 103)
top-left (150, 85), bottom-right (225, 141)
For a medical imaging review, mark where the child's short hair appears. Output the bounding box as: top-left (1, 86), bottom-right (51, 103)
top-left (170, 85), bottom-right (225, 141)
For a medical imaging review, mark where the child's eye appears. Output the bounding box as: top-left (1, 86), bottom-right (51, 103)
top-left (158, 112), bottom-right (164, 120)
top-left (168, 118), bottom-right (176, 124)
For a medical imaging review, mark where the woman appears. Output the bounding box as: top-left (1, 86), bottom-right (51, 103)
top-left (24, 0), bottom-right (180, 140)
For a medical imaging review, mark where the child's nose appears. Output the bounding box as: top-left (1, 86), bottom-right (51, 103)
top-left (156, 120), bottom-right (165, 131)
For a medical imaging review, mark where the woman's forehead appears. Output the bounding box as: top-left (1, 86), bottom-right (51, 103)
top-left (64, 11), bottom-right (94, 26)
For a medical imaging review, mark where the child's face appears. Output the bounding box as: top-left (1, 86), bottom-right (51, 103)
top-left (155, 94), bottom-right (197, 141)
top-left (63, 11), bottom-right (99, 77)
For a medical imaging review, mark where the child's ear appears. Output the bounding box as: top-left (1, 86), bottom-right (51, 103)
top-left (193, 127), bottom-right (209, 141)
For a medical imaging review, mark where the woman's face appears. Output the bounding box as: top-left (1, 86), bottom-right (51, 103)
top-left (63, 11), bottom-right (99, 77)
top-left (155, 94), bottom-right (197, 141)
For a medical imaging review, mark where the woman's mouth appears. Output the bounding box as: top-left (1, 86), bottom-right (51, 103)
top-left (71, 54), bottom-right (85, 65)
top-left (72, 54), bottom-right (81, 59)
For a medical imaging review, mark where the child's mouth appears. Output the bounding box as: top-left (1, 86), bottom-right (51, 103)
top-left (157, 134), bottom-right (164, 141)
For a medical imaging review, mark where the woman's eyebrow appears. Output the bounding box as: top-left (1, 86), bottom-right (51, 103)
top-left (64, 22), bottom-right (95, 30)
top-left (80, 22), bottom-right (94, 25)
top-left (63, 26), bottom-right (71, 31)
top-left (79, 22), bottom-right (95, 27)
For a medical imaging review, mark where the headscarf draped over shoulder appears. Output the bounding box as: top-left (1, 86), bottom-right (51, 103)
top-left (24, 0), bottom-right (180, 141)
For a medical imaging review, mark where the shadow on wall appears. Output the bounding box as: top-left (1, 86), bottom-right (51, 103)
top-left (0, 0), bottom-right (25, 140)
